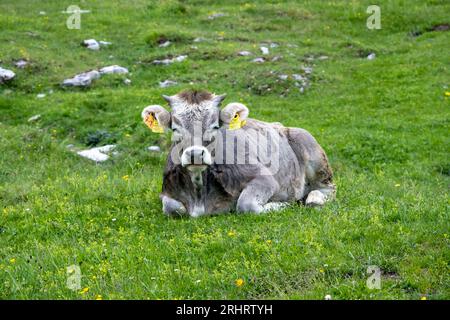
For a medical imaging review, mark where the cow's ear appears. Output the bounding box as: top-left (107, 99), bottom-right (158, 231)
top-left (141, 105), bottom-right (171, 133)
top-left (212, 94), bottom-right (226, 108)
top-left (220, 102), bottom-right (249, 130)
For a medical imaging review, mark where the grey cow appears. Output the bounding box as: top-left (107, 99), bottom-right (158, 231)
top-left (141, 90), bottom-right (335, 217)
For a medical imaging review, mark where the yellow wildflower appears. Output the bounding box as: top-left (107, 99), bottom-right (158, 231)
top-left (122, 175), bottom-right (129, 181)
top-left (444, 91), bottom-right (450, 97)
top-left (421, 296), bottom-right (427, 300)
top-left (95, 295), bottom-right (103, 300)
top-left (80, 287), bottom-right (89, 294)
top-left (9, 258), bottom-right (16, 264)
top-left (235, 278), bottom-right (244, 287)
top-left (227, 231), bottom-right (235, 237)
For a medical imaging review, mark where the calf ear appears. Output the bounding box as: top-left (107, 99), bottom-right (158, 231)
top-left (220, 103), bottom-right (249, 130)
top-left (141, 105), bottom-right (171, 133)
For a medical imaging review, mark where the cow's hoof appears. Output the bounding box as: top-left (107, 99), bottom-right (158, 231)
top-left (305, 190), bottom-right (325, 207)
top-left (236, 200), bottom-right (263, 214)
top-left (162, 196), bottom-right (187, 217)
top-left (262, 202), bottom-right (288, 212)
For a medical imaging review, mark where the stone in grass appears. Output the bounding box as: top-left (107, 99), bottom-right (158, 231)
top-left (152, 55), bottom-right (187, 65)
top-left (62, 70), bottom-right (101, 87)
top-left (271, 55), bottom-right (282, 62)
top-left (238, 51), bottom-right (252, 56)
top-left (159, 41), bottom-right (171, 48)
top-left (367, 53), bottom-right (376, 60)
top-left (77, 145), bottom-right (116, 162)
top-left (99, 41), bottom-right (112, 46)
top-left (260, 46), bottom-right (269, 55)
top-left (0, 67), bottom-right (15, 84)
top-left (301, 66), bottom-right (313, 74)
top-left (82, 39), bottom-right (100, 50)
top-left (193, 37), bottom-right (206, 43)
top-left (123, 78), bottom-right (132, 85)
top-left (14, 59), bottom-right (28, 69)
top-left (252, 57), bottom-right (265, 63)
top-left (148, 146), bottom-right (161, 152)
top-left (159, 80), bottom-right (177, 88)
top-left (82, 39), bottom-right (112, 50)
top-left (28, 114), bottom-right (41, 122)
top-left (36, 93), bottom-right (46, 99)
top-left (207, 13), bottom-right (226, 20)
top-left (99, 65), bottom-right (129, 75)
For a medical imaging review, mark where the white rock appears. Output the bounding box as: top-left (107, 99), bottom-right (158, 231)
top-left (123, 78), bottom-right (131, 85)
top-left (301, 66), bottom-right (313, 74)
top-left (62, 70), bottom-right (101, 87)
top-left (271, 55), bottom-right (282, 62)
top-left (14, 59), bottom-right (28, 68)
top-left (148, 146), bottom-right (161, 152)
top-left (0, 67), bottom-right (15, 83)
top-left (77, 144), bottom-right (116, 162)
top-left (36, 93), bottom-right (46, 99)
top-left (278, 74), bottom-right (288, 80)
top-left (260, 46), bottom-right (269, 55)
top-left (325, 295), bottom-right (332, 300)
top-left (159, 41), bottom-right (171, 48)
top-left (367, 53), bottom-right (376, 60)
top-left (207, 13), bottom-right (226, 20)
top-left (159, 80), bottom-right (177, 88)
top-left (99, 65), bottom-right (129, 75)
top-left (318, 55), bottom-right (329, 60)
top-left (292, 74), bottom-right (306, 81)
top-left (28, 114), bottom-right (41, 122)
top-left (252, 57), bottom-right (265, 63)
top-left (173, 55), bottom-right (187, 62)
top-left (193, 37), bottom-right (206, 43)
top-left (152, 55), bottom-right (187, 65)
top-left (83, 39), bottom-right (100, 50)
top-left (270, 43), bottom-right (279, 48)
top-left (238, 51), bottom-right (252, 56)
top-left (99, 41), bottom-right (112, 46)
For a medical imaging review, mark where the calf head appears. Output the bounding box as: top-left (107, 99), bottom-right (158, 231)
top-left (141, 90), bottom-right (249, 172)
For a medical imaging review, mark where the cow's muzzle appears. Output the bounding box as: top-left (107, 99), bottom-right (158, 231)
top-left (181, 146), bottom-right (212, 170)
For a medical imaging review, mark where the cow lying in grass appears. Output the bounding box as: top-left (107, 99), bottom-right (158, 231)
top-left (142, 90), bottom-right (335, 217)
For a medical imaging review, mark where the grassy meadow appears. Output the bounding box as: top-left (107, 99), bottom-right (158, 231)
top-left (0, 0), bottom-right (449, 299)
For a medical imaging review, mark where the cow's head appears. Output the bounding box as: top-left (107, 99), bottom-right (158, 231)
top-left (141, 90), bottom-right (249, 172)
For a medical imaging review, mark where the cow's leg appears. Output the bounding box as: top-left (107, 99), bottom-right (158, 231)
top-left (236, 176), bottom-right (279, 214)
top-left (162, 195), bottom-right (187, 217)
top-left (305, 183), bottom-right (336, 207)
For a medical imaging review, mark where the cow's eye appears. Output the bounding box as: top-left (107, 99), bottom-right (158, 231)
top-left (212, 125), bottom-right (220, 130)
top-left (172, 128), bottom-right (178, 133)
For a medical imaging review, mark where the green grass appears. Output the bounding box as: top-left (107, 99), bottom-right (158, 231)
top-left (0, 0), bottom-right (449, 300)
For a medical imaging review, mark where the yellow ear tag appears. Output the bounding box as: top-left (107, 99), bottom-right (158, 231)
top-left (145, 114), bottom-right (164, 133)
top-left (229, 113), bottom-right (246, 130)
